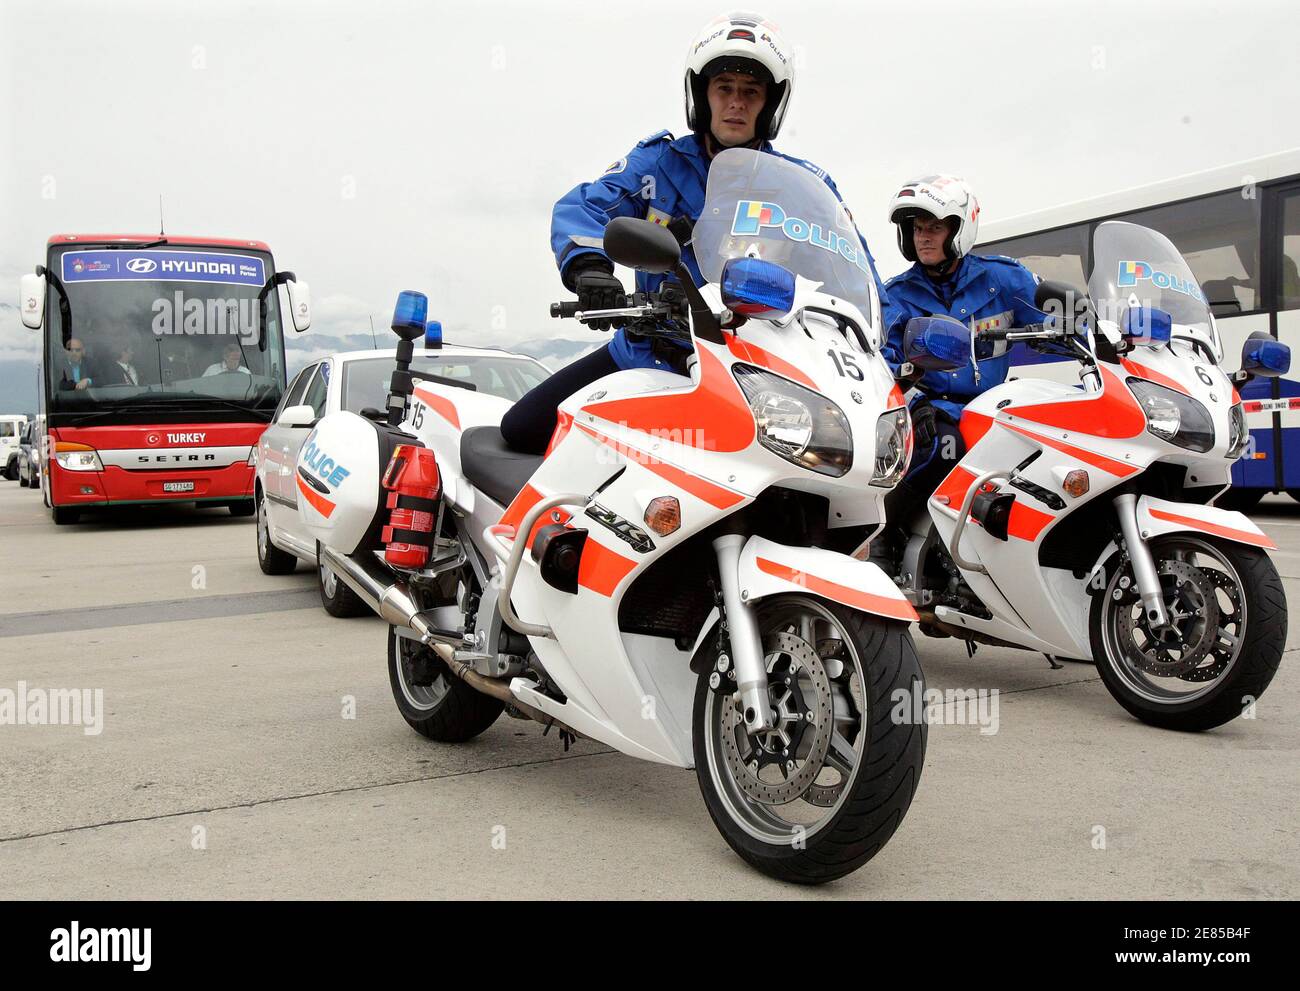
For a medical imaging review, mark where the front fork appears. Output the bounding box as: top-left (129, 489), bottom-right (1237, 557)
top-left (1113, 493), bottom-right (1170, 629)
top-left (713, 534), bottom-right (775, 732)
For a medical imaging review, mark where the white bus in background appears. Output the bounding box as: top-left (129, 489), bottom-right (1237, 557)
top-left (973, 148), bottom-right (1300, 511)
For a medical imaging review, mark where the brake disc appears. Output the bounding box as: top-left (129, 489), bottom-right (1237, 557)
top-left (1115, 560), bottom-right (1220, 677)
top-left (721, 632), bottom-right (834, 807)
top-left (1179, 568), bottom-right (1241, 683)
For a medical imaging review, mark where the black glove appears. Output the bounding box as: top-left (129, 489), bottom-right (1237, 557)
top-left (569, 257), bottom-right (625, 331)
top-left (910, 398), bottom-right (938, 454)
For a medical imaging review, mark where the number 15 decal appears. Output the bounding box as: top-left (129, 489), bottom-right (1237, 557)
top-left (827, 349), bottom-right (864, 381)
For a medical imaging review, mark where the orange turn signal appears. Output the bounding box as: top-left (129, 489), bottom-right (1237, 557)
top-left (1063, 469), bottom-right (1090, 498)
top-left (644, 496), bottom-right (681, 536)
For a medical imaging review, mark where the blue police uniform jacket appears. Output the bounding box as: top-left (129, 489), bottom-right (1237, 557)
top-left (552, 130), bottom-right (888, 370)
top-left (881, 253), bottom-right (1044, 422)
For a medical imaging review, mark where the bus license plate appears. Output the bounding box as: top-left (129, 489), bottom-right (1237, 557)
top-left (163, 481), bottom-right (195, 493)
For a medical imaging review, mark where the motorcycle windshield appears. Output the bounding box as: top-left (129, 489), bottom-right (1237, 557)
top-left (695, 148), bottom-right (876, 327)
top-left (1089, 221), bottom-right (1221, 360)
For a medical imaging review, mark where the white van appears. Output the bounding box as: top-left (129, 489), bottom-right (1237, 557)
top-left (1, 415), bottom-right (30, 480)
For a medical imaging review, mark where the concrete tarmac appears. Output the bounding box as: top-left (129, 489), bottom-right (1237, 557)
top-left (1, 483), bottom-right (1296, 898)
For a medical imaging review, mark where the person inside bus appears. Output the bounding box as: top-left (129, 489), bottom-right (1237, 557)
top-left (875, 174), bottom-right (1044, 562)
top-left (58, 338), bottom-right (94, 391)
top-left (499, 11), bottom-right (887, 454)
top-left (203, 342), bottom-right (251, 376)
top-left (100, 339), bottom-right (144, 387)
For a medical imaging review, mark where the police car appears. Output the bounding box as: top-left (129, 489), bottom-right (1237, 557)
top-left (254, 344), bottom-right (550, 616)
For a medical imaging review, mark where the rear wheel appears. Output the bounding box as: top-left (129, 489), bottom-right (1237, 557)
top-left (1213, 488), bottom-right (1264, 513)
top-left (317, 541), bottom-right (370, 617)
top-left (693, 595), bottom-right (926, 884)
top-left (256, 487), bottom-right (297, 575)
top-left (1090, 535), bottom-right (1285, 731)
top-left (388, 626), bottom-right (503, 742)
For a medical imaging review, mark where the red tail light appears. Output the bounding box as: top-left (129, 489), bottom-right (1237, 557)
top-left (381, 445), bottom-right (441, 569)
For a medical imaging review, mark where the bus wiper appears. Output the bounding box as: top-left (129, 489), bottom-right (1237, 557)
top-left (100, 239), bottom-right (169, 250)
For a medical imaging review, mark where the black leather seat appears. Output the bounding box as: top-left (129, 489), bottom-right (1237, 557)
top-left (460, 426), bottom-right (545, 509)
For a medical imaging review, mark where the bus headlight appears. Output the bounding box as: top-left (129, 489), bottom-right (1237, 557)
top-left (872, 408), bottom-right (912, 488)
top-left (1128, 379), bottom-right (1214, 453)
top-left (54, 443), bottom-right (104, 472)
top-left (733, 365), bottom-right (853, 477)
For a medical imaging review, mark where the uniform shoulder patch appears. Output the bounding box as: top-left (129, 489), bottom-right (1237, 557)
top-left (637, 129), bottom-right (674, 148)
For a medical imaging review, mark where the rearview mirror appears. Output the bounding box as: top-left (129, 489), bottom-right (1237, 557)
top-left (904, 315), bottom-right (971, 371)
top-left (1034, 280), bottom-right (1089, 332)
top-left (1241, 332), bottom-right (1290, 377)
top-left (602, 217), bottom-right (681, 274)
top-left (19, 273), bottom-right (45, 330)
top-left (286, 278), bottom-right (311, 333)
top-left (278, 403), bottom-right (317, 428)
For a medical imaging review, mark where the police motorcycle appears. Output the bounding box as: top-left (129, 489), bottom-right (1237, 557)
top-left (295, 149), bottom-right (968, 883)
top-left (888, 220), bottom-right (1289, 731)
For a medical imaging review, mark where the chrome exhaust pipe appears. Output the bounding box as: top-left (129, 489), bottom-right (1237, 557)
top-left (319, 545), bottom-right (464, 646)
top-left (321, 545), bottom-right (584, 742)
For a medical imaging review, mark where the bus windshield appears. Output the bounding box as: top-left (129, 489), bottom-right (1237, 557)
top-left (46, 245), bottom-right (285, 419)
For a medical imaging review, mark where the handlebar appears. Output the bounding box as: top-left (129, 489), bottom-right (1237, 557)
top-left (548, 290), bottom-right (690, 339)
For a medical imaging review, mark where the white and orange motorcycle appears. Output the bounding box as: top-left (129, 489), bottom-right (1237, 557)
top-left (887, 221), bottom-right (1289, 731)
top-left (294, 149), bottom-right (962, 883)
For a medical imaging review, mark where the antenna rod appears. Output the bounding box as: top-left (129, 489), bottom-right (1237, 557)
top-left (369, 315), bottom-right (378, 349)
top-left (159, 195), bottom-right (165, 237)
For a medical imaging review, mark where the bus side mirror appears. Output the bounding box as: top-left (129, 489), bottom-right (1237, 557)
top-left (286, 278), bottom-right (311, 333)
top-left (19, 273), bottom-right (45, 330)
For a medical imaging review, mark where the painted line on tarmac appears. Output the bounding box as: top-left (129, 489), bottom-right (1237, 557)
top-left (0, 588), bottom-right (320, 638)
top-left (0, 747), bottom-right (618, 844)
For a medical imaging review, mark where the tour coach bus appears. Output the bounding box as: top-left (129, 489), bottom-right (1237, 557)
top-left (18, 234), bottom-right (310, 524)
top-left (974, 148), bottom-right (1300, 511)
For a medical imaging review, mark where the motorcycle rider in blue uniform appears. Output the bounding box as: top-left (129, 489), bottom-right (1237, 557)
top-left (501, 11), bottom-right (886, 453)
top-left (875, 174), bottom-right (1044, 559)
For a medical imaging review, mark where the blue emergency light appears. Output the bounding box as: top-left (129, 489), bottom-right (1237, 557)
top-left (721, 257), bottom-right (797, 320)
top-left (424, 319), bottom-right (443, 349)
top-left (903, 315), bottom-right (971, 371)
top-left (1121, 305), bottom-right (1173, 345)
top-left (391, 291), bottom-right (428, 341)
top-left (1242, 335), bottom-right (1290, 376)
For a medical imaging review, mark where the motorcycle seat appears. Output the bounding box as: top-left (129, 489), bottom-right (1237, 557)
top-left (460, 425), bottom-right (544, 509)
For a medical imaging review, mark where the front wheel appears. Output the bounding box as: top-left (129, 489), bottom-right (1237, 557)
top-left (256, 488), bottom-right (297, 575)
top-left (51, 504), bottom-right (80, 525)
top-left (1090, 535), bottom-right (1286, 731)
top-left (693, 595), bottom-right (926, 885)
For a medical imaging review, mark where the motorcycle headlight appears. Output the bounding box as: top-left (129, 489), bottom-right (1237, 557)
top-left (733, 364), bottom-right (853, 477)
top-left (872, 407), bottom-right (912, 488)
top-left (54, 443), bottom-right (104, 471)
top-left (1127, 379), bottom-right (1215, 453)
top-left (1226, 402), bottom-right (1248, 460)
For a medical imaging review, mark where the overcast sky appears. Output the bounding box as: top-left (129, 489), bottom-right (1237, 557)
top-left (3, 0), bottom-right (1299, 375)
